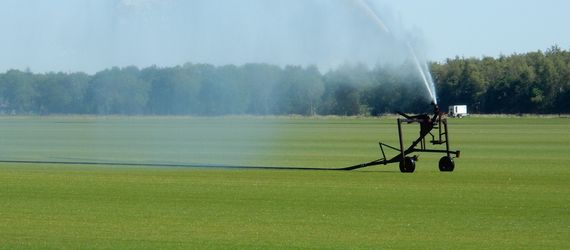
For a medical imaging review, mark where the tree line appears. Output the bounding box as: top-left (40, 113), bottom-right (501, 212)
top-left (1, 46), bottom-right (569, 116)
top-left (432, 45), bottom-right (570, 114)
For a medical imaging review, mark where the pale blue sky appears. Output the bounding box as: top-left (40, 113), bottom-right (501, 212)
top-left (1, 0), bottom-right (568, 73)
top-left (387, 0), bottom-right (570, 61)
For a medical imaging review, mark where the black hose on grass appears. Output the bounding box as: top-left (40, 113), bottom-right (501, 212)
top-left (0, 160), bottom-right (366, 171)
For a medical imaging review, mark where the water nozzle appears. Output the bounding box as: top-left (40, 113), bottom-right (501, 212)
top-left (431, 101), bottom-right (440, 116)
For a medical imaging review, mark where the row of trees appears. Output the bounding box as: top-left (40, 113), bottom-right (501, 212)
top-left (1, 46), bottom-right (569, 115)
top-left (0, 63), bottom-right (429, 116)
top-left (433, 46), bottom-right (570, 114)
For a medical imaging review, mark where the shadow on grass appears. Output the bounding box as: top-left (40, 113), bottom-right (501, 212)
top-left (0, 159), bottom-right (399, 172)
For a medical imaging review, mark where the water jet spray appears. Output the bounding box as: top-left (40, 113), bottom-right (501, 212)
top-left (407, 42), bottom-right (437, 104)
top-left (351, 0), bottom-right (438, 103)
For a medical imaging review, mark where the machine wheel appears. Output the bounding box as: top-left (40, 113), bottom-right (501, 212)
top-left (439, 156), bottom-right (455, 172)
top-left (399, 157), bottom-right (416, 173)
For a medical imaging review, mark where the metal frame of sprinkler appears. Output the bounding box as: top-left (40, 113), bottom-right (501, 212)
top-left (347, 102), bottom-right (460, 173)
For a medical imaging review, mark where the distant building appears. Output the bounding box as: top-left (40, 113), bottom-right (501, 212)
top-left (448, 105), bottom-right (468, 118)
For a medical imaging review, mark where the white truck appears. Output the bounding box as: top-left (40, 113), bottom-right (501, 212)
top-left (448, 105), bottom-right (468, 118)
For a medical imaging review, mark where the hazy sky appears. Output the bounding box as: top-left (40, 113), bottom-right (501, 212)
top-left (388, 0), bottom-right (570, 61)
top-left (1, 0), bottom-right (568, 73)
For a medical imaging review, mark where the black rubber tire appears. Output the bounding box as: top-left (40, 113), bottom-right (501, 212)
top-left (439, 156), bottom-right (455, 172)
top-left (399, 157), bottom-right (416, 173)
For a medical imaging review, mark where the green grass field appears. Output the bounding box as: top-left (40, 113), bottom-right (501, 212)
top-left (0, 116), bottom-right (569, 249)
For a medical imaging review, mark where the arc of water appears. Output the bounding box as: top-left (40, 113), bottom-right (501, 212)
top-left (352, 0), bottom-right (390, 33)
top-left (351, 0), bottom-right (437, 104)
top-left (422, 60), bottom-right (438, 103)
top-left (407, 43), bottom-right (437, 104)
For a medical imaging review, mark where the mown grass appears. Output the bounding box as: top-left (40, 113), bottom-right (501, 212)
top-left (0, 116), bottom-right (568, 249)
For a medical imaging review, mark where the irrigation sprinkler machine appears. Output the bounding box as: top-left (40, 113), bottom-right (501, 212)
top-left (348, 102), bottom-right (460, 173)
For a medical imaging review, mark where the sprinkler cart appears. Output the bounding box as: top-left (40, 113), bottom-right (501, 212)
top-left (347, 102), bottom-right (460, 173)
